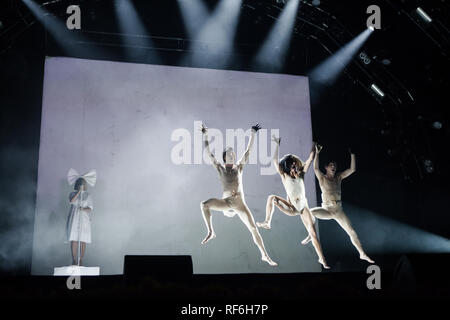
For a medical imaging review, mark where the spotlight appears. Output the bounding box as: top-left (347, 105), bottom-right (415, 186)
top-left (359, 51), bottom-right (371, 64)
top-left (416, 7), bottom-right (432, 23)
top-left (114, 0), bottom-right (159, 62)
top-left (368, 25), bottom-right (375, 31)
top-left (188, 0), bottom-right (243, 68)
top-left (370, 84), bottom-right (385, 97)
top-left (423, 159), bottom-right (434, 173)
top-left (309, 27), bottom-right (374, 85)
top-left (177, 0), bottom-right (209, 38)
top-left (381, 58), bottom-right (391, 66)
top-left (254, 0), bottom-right (299, 71)
top-left (432, 121), bottom-right (442, 130)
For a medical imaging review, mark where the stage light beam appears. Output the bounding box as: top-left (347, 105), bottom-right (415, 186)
top-left (341, 204), bottom-right (450, 255)
top-left (113, 0), bottom-right (159, 62)
top-left (188, 0), bottom-right (243, 68)
top-left (253, 0), bottom-right (300, 72)
top-left (177, 0), bottom-right (209, 39)
top-left (21, 0), bottom-right (98, 57)
top-left (309, 27), bottom-right (374, 85)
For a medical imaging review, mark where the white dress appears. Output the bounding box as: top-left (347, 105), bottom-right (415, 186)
top-left (66, 191), bottom-right (93, 243)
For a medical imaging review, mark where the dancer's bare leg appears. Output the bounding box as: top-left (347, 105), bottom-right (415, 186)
top-left (301, 207), bottom-right (332, 245)
top-left (257, 195), bottom-right (296, 229)
top-left (200, 198), bottom-right (230, 244)
top-left (236, 204), bottom-right (277, 266)
top-left (334, 211), bottom-right (374, 263)
top-left (70, 241), bottom-right (78, 265)
top-left (261, 202), bottom-right (329, 268)
top-left (299, 207), bottom-right (330, 269)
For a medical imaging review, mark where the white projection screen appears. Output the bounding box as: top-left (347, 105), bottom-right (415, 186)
top-left (31, 56), bottom-right (319, 275)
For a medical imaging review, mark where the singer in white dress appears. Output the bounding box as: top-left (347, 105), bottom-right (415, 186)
top-left (66, 168), bottom-right (97, 266)
top-left (66, 181), bottom-right (93, 243)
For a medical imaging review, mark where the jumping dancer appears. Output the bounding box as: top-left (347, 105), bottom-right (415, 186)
top-left (256, 136), bottom-right (330, 269)
top-left (307, 145), bottom-right (374, 263)
top-left (200, 123), bottom-right (277, 266)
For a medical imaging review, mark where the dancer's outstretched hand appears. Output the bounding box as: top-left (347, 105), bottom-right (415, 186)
top-left (251, 123), bottom-right (261, 132)
top-left (200, 123), bottom-right (208, 135)
top-left (272, 135), bottom-right (281, 145)
top-left (315, 143), bottom-right (323, 153)
top-left (348, 147), bottom-right (354, 155)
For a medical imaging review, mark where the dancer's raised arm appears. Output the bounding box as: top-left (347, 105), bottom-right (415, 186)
top-left (340, 148), bottom-right (356, 179)
top-left (237, 123), bottom-right (261, 169)
top-left (201, 124), bottom-right (222, 171)
top-left (303, 143), bottom-right (316, 173)
top-left (271, 135), bottom-right (282, 175)
top-left (313, 143), bottom-right (324, 178)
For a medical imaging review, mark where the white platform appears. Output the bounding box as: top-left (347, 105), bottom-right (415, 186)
top-left (53, 265), bottom-right (100, 276)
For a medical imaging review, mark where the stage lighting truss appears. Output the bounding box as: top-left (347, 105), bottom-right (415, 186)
top-left (0, 0), bottom-right (415, 110)
top-left (242, 1), bottom-right (416, 108)
top-left (0, 0), bottom-right (34, 54)
top-left (267, 0), bottom-right (447, 110)
top-left (0, 0), bottom-right (77, 55)
top-left (276, 1), bottom-right (415, 107)
top-left (382, 0), bottom-right (449, 58)
top-left (1, 0), bottom-right (442, 110)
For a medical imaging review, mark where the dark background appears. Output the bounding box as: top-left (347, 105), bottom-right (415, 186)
top-left (0, 0), bottom-right (449, 275)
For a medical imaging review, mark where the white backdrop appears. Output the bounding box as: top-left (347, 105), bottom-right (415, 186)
top-left (31, 56), bottom-right (320, 275)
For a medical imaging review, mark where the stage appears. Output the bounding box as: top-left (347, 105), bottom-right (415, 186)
top-left (1, 0), bottom-right (449, 312)
top-left (2, 254), bottom-right (449, 302)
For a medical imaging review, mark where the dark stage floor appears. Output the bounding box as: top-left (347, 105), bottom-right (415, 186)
top-left (1, 254), bottom-right (448, 302)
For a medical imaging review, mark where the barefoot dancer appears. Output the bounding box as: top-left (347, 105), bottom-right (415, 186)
top-left (200, 123), bottom-right (277, 266)
top-left (307, 145), bottom-right (374, 263)
top-left (256, 136), bottom-right (330, 269)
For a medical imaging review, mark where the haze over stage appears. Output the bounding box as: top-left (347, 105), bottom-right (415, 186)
top-left (32, 56), bottom-right (318, 275)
